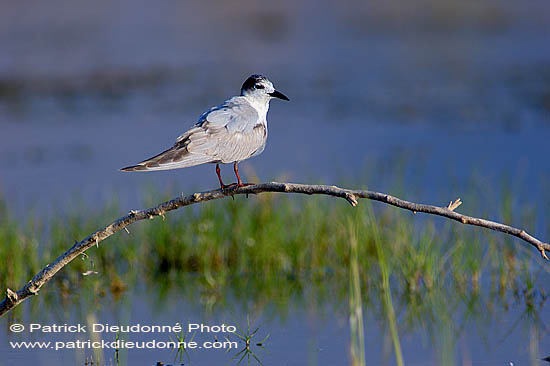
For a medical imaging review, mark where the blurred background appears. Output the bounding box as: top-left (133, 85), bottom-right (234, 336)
top-left (1, 0), bottom-right (549, 210)
top-left (1, 0), bottom-right (550, 365)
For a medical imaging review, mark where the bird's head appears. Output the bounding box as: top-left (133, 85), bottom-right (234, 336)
top-left (240, 74), bottom-right (289, 102)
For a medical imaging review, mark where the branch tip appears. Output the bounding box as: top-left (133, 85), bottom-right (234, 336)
top-left (447, 198), bottom-right (462, 211)
top-left (539, 246), bottom-right (549, 261)
top-left (345, 193), bottom-right (358, 207)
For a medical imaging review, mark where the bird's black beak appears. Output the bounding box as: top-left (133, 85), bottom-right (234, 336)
top-left (269, 90), bottom-right (290, 101)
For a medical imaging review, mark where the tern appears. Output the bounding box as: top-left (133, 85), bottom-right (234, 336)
top-left (121, 74), bottom-right (289, 189)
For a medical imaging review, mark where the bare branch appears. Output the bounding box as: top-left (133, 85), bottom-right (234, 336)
top-left (1, 182), bottom-right (548, 317)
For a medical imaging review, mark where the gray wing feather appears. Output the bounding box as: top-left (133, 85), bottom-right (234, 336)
top-left (120, 139), bottom-right (214, 171)
top-left (187, 123), bottom-right (267, 163)
top-left (190, 96), bottom-right (259, 133)
top-left (121, 97), bottom-right (266, 172)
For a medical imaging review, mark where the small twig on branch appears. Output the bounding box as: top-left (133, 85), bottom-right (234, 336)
top-left (447, 198), bottom-right (462, 211)
top-left (1, 182), bottom-right (548, 317)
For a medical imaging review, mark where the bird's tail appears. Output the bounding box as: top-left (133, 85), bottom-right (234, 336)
top-left (120, 145), bottom-right (213, 172)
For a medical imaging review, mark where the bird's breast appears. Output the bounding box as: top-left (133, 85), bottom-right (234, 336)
top-left (218, 123), bottom-right (267, 163)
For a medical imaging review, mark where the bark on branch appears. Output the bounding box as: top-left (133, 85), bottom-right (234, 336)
top-left (1, 182), bottom-right (549, 317)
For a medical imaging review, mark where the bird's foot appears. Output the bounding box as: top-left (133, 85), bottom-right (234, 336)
top-left (220, 182), bottom-right (255, 192)
top-left (221, 183), bottom-right (238, 192)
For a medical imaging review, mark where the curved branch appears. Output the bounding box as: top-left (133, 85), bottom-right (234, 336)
top-left (1, 182), bottom-right (548, 317)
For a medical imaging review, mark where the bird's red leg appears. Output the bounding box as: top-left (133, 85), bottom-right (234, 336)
top-left (234, 162), bottom-right (243, 186)
top-left (216, 164), bottom-right (227, 190)
top-left (233, 162), bottom-right (254, 187)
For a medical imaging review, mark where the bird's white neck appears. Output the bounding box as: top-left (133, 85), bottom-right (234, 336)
top-left (244, 96), bottom-right (271, 123)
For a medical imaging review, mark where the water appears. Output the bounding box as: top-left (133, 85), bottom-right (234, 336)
top-left (1, 0), bottom-right (550, 364)
top-left (2, 282), bottom-right (549, 365)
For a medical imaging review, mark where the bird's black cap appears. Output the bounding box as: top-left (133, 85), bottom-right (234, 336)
top-left (241, 74), bottom-right (267, 93)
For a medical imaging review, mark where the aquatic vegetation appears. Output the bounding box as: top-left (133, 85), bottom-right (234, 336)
top-left (0, 182), bottom-right (548, 363)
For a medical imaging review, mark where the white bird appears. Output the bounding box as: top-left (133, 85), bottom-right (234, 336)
top-left (121, 74), bottom-right (289, 189)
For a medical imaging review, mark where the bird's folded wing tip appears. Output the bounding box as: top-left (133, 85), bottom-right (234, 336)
top-left (120, 165), bottom-right (145, 172)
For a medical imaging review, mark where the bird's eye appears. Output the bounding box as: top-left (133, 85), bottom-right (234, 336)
top-left (254, 84), bottom-right (264, 89)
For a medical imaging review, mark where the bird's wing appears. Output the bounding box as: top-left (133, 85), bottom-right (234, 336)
top-left (121, 98), bottom-right (262, 171)
top-left (181, 98), bottom-right (265, 163)
top-left (188, 96), bottom-right (259, 134)
top-left (187, 123), bottom-right (267, 164)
